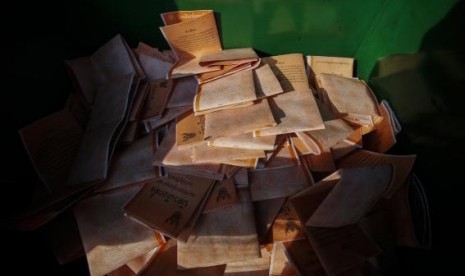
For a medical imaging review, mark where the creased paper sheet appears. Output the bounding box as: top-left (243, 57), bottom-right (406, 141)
top-left (306, 166), bottom-right (392, 228)
top-left (200, 48), bottom-right (258, 65)
top-left (224, 246), bottom-right (271, 276)
top-left (153, 124), bottom-right (225, 180)
top-left (337, 149), bottom-right (416, 198)
top-left (67, 73), bottom-right (134, 186)
top-left (65, 34), bottom-right (139, 105)
top-left (141, 79), bottom-right (173, 121)
top-left (135, 42), bottom-right (173, 80)
top-left (254, 197), bottom-right (286, 242)
top-left (19, 110), bottom-right (83, 194)
top-left (160, 10), bottom-right (222, 77)
top-left (289, 133), bottom-right (320, 155)
top-left (176, 111), bottom-right (205, 150)
top-left (203, 178), bottom-right (238, 213)
top-left (282, 239), bottom-right (326, 276)
top-left (167, 76), bottom-right (198, 108)
top-left (255, 91), bottom-right (324, 136)
top-left (290, 172), bottom-right (380, 276)
top-left (270, 242), bottom-right (298, 276)
top-left (125, 248), bottom-right (159, 274)
top-left (363, 100), bottom-right (398, 153)
top-left (124, 174), bottom-right (214, 239)
top-left (193, 143), bottom-right (266, 165)
top-left (65, 57), bottom-right (101, 105)
top-left (250, 165), bottom-right (309, 201)
top-left (208, 132), bottom-right (276, 151)
top-left (254, 63), bottom-right (284, 98)
top-left (74, 185), bottom-right (160, 276)
top-left (95, 134), bottom-right (158, 193)
top-left (144, 106), bottom-right (192, 132)
top-left (271, 199), bottom-right (306, 242)
top-left (197, 48), bottom-right (261, 84)
top-left (194, 69), bottom-right (257, 115)
top-left (177, 191), bottom-right (260, 268)
top-left (204, 99), bottom-right (276, 138)
top-left (305, 150), bottom-right (336, 172)
top-left (307, 56), bottom-right (354, 79)
top-left (265, 137), bottom-right (300, 169)
top-left (262, 53), bottom-right (310, 92)
top-left (296, 119), bottom-right (354, 151)
top-left (139, 239), bottom-right (226, 276)
top-left (316, 73), bottom-right (380, 126)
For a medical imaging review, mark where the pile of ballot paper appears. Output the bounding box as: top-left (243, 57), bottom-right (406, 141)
top-left (17, 10), bottom-right (431, 276)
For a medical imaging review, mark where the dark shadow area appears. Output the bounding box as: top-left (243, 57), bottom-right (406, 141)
top-left (369, 1), bottom-right (465, 273)
top-left (2, 1), bottom-right (179, 275)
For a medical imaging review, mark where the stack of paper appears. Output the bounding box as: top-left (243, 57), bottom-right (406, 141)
top-left (15, 9), bottom-right (430, 276)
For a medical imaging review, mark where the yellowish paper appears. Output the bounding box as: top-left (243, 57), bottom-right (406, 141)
top-left (316, 73), bottom-right (380, 126)
top-left (74, 185), bottom-right (160, 276)
top-left (306, 166), bottom-right (392, 227)
top-left (255, 91), bottom-right (324, 136)
top-left (160, 10), bottom-right (222, 78)
top-left (204, 99), bottom-right (276, 138)
top-left (262, 53), bottom-right (310, 92)
top-left (177, 191), bottom-right (260, 269)
top-left (194, 69), bottom-right (256, 115)
top-left (208, 132), bottom-right (276, 151)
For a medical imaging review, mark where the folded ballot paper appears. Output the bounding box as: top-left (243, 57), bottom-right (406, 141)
top-left (17, 9), bottom-right (429, 276)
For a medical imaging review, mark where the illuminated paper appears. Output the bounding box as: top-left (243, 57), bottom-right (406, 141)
top-left (74, 185), bottom-right (160, 276)
top-left (194, 69), bottom-right (256, 115)
top-left (177, 191), bottom-right (260, 268)
top-left (255, 91), bottom-right (324, 136)
top-left (204, 100), bottom-right (276, 138)
top-left (160, 10), bottom-right (222, 77)
top-left (124, 173), bottom-right (214, 239)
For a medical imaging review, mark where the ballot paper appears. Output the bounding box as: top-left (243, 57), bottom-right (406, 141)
top-left (74, 185), bottom-right (161, 276)
top-left (270, 242), bottom-right (298, 276)
top-left (224, 246), bottom-right (271, 275)
top-left (254, 63), bottom-right (284, 98)
top-left (208, 132), bottom-right (277, 151)
top-left (306, 166), bottom-right (392, 228)
top-left (175, 111), bottom-right (205, 150)
top-left (204, 99), bottom-right (277, 138)
top-left (95, 134), bottom-right (159, 193)
top-left (250, 165), bottom-right (309, 201)
top-left (262, 53), bottom-right (310, 92)
top-left (194, 69), bottom-right (257, 115)
top-left (265, 137), bottom-right (300, 169)
top-left (19, 110), bottom-right (83, 195)
top-left (167, 76), bottom-right (198, 108)
top-left (138, 239), bottom-right (226, 276)
top-left (203, 178), bottom-right (238, 213)
top-left (271, 199), bottom-right (305, 242)
top-left (363, 100), bottom-right (399, 153)
top-left (307, 55), bottom-right (354, 80)
top-left (296, 119), bottom-right (355, 152)
top-left (255, 90), bottom-right (324, 136)
top-left (337, 149), bottom-right (416, 198)
top-left (197, 48), bottom-right (261, 83)
top-left (316, 73), bottom-right (381, 126)
top-left (67, 73), bottom-right (135, 186)
top-left (135, 42), bottom-right (173, 80)
top-left (177, 191), bottom-right (260, 268)
top-left (124, 173), bottom-right (215, 239)
top-left (254, 197), bottom-right (286, 242)
top-left (160, 10), bottom-right (222, 78)
top-left (192, 143), bottom-right (266, 164)
top-left (153, 124), bottom-right (225, 180)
